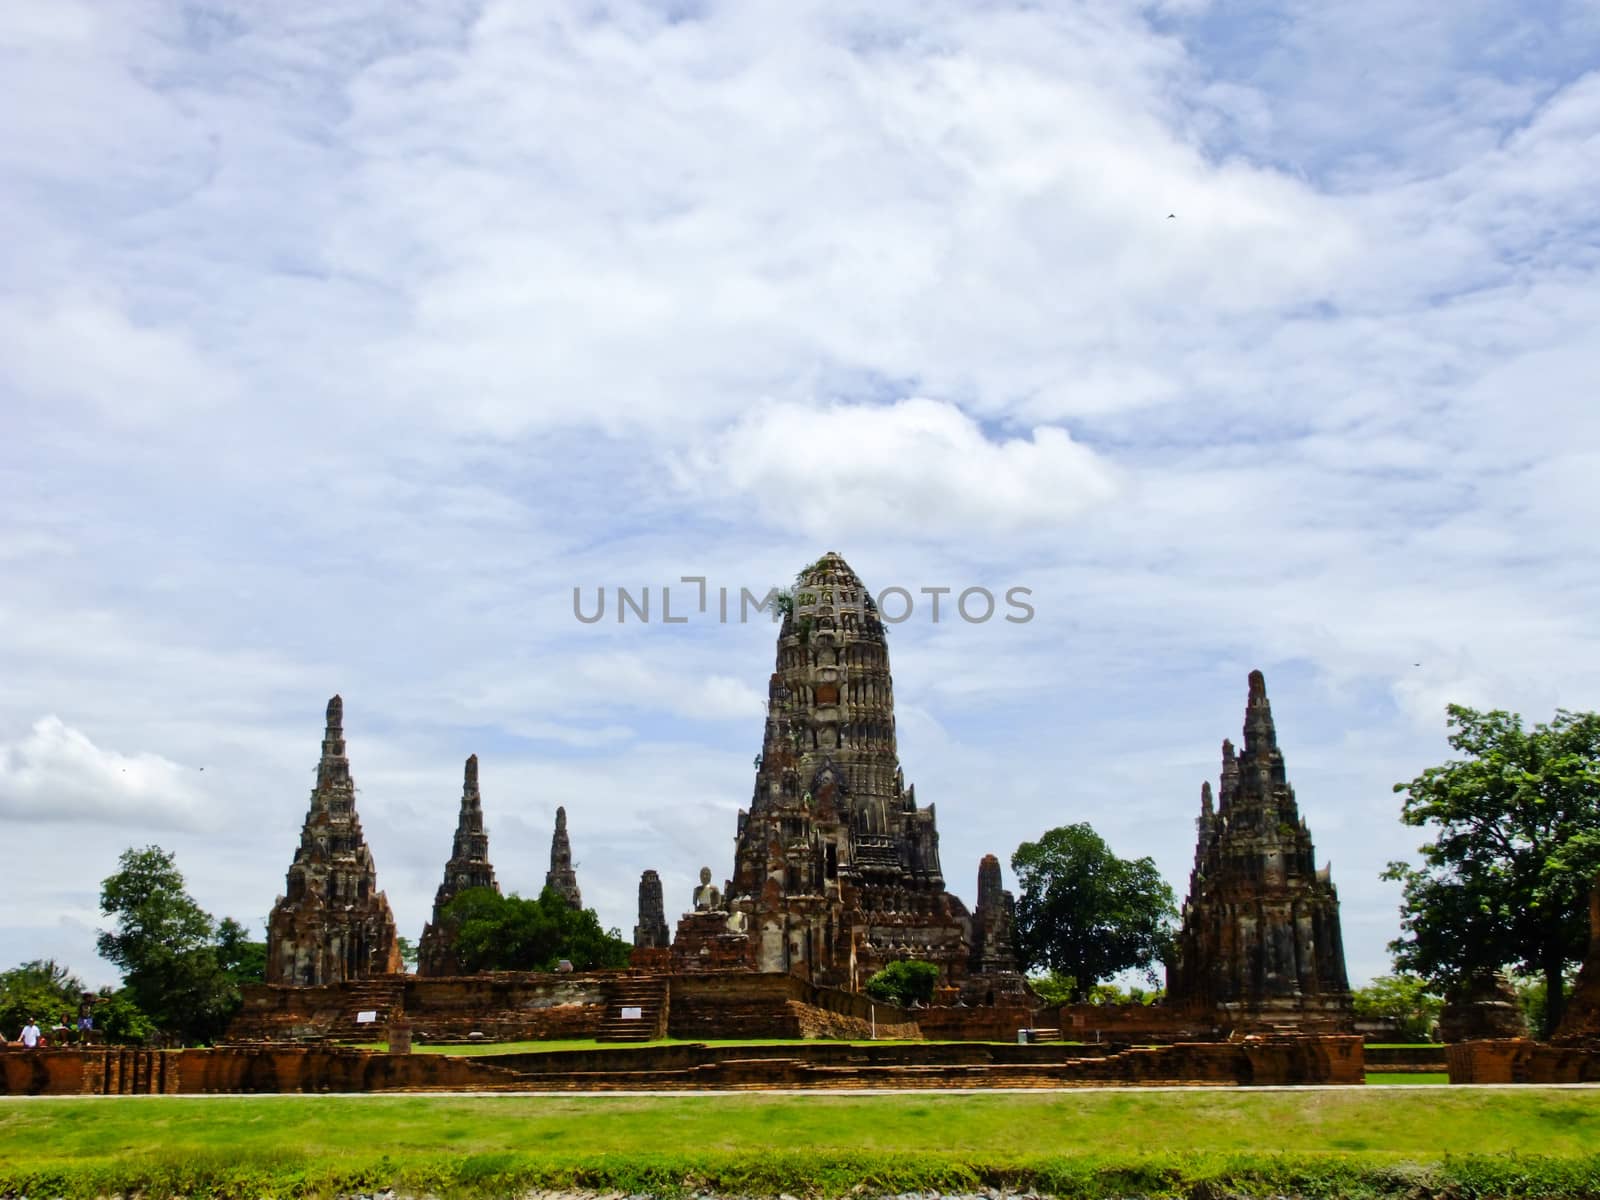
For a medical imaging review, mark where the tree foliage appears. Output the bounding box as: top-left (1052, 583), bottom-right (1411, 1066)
top-left (1011, 823), bottom-right (1176, 1001)
top-left (1383, 706), bottom-right (1600, 1036)
top-left (97, 846), bottom-right (259, 1044)
top-left (0, 960), bottom-right (85, 1040)
top-left (1351, 974), bottom-right (1443, 1041)
top-left (1025, 970), bottom-right (1076, 1008)
top-left (440, 887), bottom-right (632, 973)
top-left (863, 960), bottom-right (940, 1007)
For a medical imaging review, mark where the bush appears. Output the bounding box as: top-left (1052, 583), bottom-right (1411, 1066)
top-left (864, 960), bottom-right (939, 1006)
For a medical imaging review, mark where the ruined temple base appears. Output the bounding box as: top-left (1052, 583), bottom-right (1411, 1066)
top-left (1446, 1038), bottom-right (1600, 1084)
top-left (2, 1035), bottom-right (1364, 1095)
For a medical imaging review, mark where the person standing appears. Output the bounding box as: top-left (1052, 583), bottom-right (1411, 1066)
top-left (18, 1018), bottom-right (42, 1049)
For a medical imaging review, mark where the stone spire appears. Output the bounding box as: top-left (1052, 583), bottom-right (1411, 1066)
top-left (545, 806), bottom-right (582, 909)
top-left (634, 869), bottom-right (670, 949)
top-left (708, 551), bottom-right (969, 989)
top-left (1168, 671), bottom-right (1351, 1028)
top-left (963, 853), bottom-right (1027, 1002)
top-left (266, 695), bottom-right (402, 985)
top-left (417, 754), bottom-right (501, 976)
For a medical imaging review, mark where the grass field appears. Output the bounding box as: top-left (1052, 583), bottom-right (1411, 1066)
top-left (4, 1089), bottom-right (1600, 1198)
top-left (1364, 1072), bottom-right (1450, 1085)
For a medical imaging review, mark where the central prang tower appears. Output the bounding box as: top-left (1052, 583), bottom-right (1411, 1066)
top-left (725, 552), bottom-right (975, 990)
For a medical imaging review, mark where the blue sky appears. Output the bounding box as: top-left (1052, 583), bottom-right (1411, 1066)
top-left (2, 0), bottom-right (1598, 991)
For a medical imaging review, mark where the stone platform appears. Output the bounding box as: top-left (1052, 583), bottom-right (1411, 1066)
top-left (0, 1035), bottom-right (1363, 1095)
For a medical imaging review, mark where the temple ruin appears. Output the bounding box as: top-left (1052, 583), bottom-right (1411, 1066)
top-left (691, 551), bottom-right (1020, 995)
top-left (251, 560), bottom-right (1359, 1053)
top-left (545, 806), bottom-right (583, 908)
top-left (265, 696), bottom-right (402, 985)
top-left (417, 754), bottom-right (500, 977)
top-left (633, 870), bottom-right (670, 949)
top-left (1167, 670), bottom-right (1352, 1025)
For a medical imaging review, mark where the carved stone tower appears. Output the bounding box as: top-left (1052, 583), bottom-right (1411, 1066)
top-left (720, 551), bottom-right (970, 988)
top-left (545, 806), bottom-right (582, 909)
top-left (963, 854), bottom-right (1028, 1002)
top-left (418, 754), bottom-right (500, 976)
top-left (1168, 671), bottom-right (1352, 1027)
top-left (634, 869), bottom-right (670, 949)
top-left (266, 696), bottom-right (402, 985)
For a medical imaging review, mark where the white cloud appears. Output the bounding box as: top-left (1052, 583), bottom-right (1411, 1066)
top-left (677, 398), bottom-right (1119, 539)
top-left (0, 716), bottom-right (213, 829)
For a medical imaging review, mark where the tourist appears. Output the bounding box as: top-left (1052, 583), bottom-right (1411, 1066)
top-left (18, 1018), bottom-right (42, 1049)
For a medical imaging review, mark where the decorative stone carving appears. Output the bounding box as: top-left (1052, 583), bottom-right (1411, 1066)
top-left (1167, 671), bottom-right (1353, 1028)
top-left (544, 806), bottom-right (582, 909)
top-left (266, 696), bottom-right (402, 985)
top-left (418, 754), bottom-right (500, 976)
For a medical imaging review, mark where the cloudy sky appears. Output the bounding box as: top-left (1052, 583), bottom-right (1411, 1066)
top-left (3, 0), bottom-right (1598, 991)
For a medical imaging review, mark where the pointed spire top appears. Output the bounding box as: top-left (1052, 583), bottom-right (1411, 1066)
top-left (555, 805), bottom-right (567, 829)
top-left (1201, 780), bottom-right (1214, 814)
top-left (326, 694), bottom-right (343, 730)
top-left (1243, 669), bottom-right (1278, 752)
top-left (1222, 738), bottom-right (1235, 761)
top-left (464, 753), bottom-right (478, 789)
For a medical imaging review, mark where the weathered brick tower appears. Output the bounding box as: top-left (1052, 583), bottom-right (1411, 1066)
top-left (963, 854), bottom-right (1028, 1002)
top-left (266, 696), bottom-right (402, 985)
top-left (417, 754), bottom-right (500, 976)
top-left (545, 806), bottom-right (582, 908)
top-left (1168, 671), bottom-right (1352, 1027)
top-left (720, 551), bottom-right (1003, 990)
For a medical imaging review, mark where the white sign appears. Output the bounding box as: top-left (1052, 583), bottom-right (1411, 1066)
top-left (355, 1010), bottom-right (378, 1024)
top-left (620, 1006), bottom-right (643, 1020)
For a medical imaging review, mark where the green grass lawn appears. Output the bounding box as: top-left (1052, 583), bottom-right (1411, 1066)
top-left (4, 1090), bottom-right (1600, 1198)
top-left (1365, 1072), bottom-right (1450, 1085)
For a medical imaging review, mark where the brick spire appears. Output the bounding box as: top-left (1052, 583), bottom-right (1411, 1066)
top-left (417, 754), bottom-right (500, 976)
top-left (545, 806), bottom-right (582, 908)
top-left (266, 695), bottom-right (402, 985)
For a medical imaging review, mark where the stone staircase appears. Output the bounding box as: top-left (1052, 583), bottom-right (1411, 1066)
top-left (335, 978), bottom-right (407, 1039)
top-left (596, 976), bottom-right (668, 1042)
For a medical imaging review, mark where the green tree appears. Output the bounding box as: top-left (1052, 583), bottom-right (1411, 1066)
top-left (1011, 823), bottom-right (1177, 1002)
top-left (1384, 706), bottom-right (1600, 1036)
top-left (0, 960), bottom-right (85, 1040)
top-left (864, 960), bottom-right (940, 1007)
top-left (215, 918), bottom-right (267, 986)
top-left (1025, 970), bottom-right (1076, 1008)
top-left (1351, 974), bottom-right (1443, 1042)
top-left (442, 887), bottom-right (632, 973)
top-left (97, 846), bottom-right (236, 1043)
top-left (94, 988), bottom-right (158, 1045)
top-left (395, 936), bottom-right (419, 973)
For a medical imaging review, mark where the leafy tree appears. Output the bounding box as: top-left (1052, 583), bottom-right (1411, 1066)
top-left (1351, 974), bottom-right (1443, 1042)
top-left (94, 988), bottom-right (158, 1046)
top-left (442, 887), bottom-right (632, 973)
top-left (1026, 970), bottom-right (1076, 1008)
top-left (864, 960), bottom-right (940, 1007)
top-left (1087, 982), bottom-right (1165, 1006)
top-left (215, 918), bottom-right (267, 986)
top-left (0, 960), bottom-right (85, 1040)
top-left (1011, 823), bottom-right (1177, 1002)
top-left (97, 846), bottom-right (237, 1043)
top-left (396, 936), bottom-right (418, 973)
top-left (1384, 706), bottom-right (1600, 1036)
